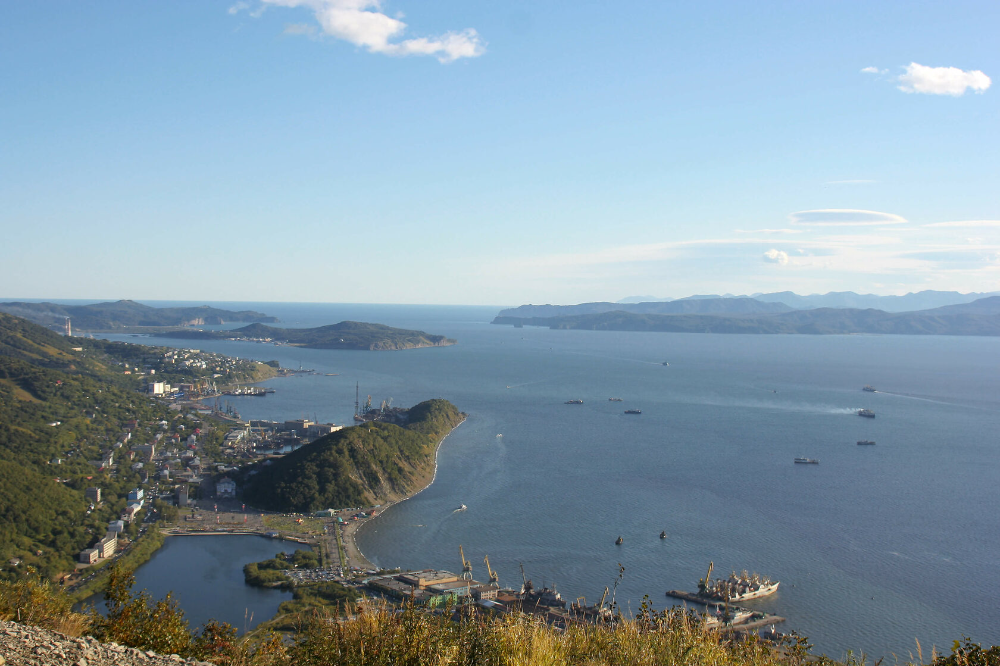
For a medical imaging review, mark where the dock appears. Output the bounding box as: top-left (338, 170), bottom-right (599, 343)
top-left (665, 590), bottom-right (786, 632)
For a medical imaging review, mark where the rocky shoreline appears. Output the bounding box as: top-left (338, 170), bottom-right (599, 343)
top-left (0, 621), bottom-right (215, 666)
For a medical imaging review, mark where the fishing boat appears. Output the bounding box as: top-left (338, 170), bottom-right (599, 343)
top-left (660, 531), bottom-right (667, 539)
top-left (615, 536), bottom-right (623, 545)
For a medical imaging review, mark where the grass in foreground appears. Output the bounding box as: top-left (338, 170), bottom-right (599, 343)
top-left (2, 567), bottom-right (998, 666)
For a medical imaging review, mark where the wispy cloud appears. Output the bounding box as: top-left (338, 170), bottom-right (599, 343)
top-left (923, 220), bottom-right (1000, 228)
top-left (898, 62), bottom-right (991, 96)
top-left (860, 66), bottom-right (880, 74)
top-left (789, 209), bottom-right (907, 227)
top-left (284, 23), bottom-right (318, 36)
top-left (762, 249), bottom-right (789, 265)
top-left (254, 0), bottom-right (485, 63)
top-left (734, 228), bottom-right (803, 234)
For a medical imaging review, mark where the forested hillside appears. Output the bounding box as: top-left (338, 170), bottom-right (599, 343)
top-left (0, 313), bottom-right (220, 579)
top-left (241, 399), bottom-right (464, 512)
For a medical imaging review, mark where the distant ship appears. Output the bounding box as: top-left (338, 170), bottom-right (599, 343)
top-left (794, 458), bottom-right (819, 464)
top-left (857, 440), bottom-right (876, 445)
top-left (862, 385), bottom-right (877, 392)
top-left (662, 361), bottom-right (670, 366)
top-left (565, 399), bottom-right (584, 404)
top-left (660, 531), bottom-right (667, 539)
top-left (615, 536), bottom-right (623, 545)
top-left (858, 409), bottom-right (876, 418)
top-left (454, 504), bottom-right (467, 512)
top-left (624, 409), bottom-right (641, 414)
top-left (608, 397), bottom-right (623, 402)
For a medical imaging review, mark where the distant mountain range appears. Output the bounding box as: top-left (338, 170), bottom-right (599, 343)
top-left (493, 296), bottom-right (1000, 336)
top-left (0, 300), bottom-right (278, 330)
top-left (162, 321), bottom-right (456, 350)
top-left (616, 290), bottom-right (999, 313)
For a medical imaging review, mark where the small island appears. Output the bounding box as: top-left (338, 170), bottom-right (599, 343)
top-left (163, 321), bottom-right (457, 350)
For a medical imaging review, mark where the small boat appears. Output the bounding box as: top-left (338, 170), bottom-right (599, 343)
top-left (857, 440), bottom-right (876, 445)
top-left (858, 409), bottom-right (876, 418)
top-left (608, 397), bottom-right (623, 402)
top-left (659, 531), bottom-right (667, 539)
top-left (862, 385), bottom-right (877, 392)
top-left (565, 399), bottom-right (584, 404)
top-left (662, 361), bottom-right (670, 366)
top-left (454, 504), bottom-right (467, 512)
top-left (496, 433), bottom-right (503, 439)
top-left (615, 536), bottom-right (623, 545)
top-left (624, 409), bottom-right (641, 414)
top-left (794, 458), bottom-right (819, 464)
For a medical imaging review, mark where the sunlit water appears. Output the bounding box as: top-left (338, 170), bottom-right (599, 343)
top-left (102, 302), bottom-right (1000, 658)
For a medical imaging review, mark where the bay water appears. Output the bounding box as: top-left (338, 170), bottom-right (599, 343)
top-left (105, 302), bottom-right (1000, 659)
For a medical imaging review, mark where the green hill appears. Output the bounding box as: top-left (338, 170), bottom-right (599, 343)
top-left (164, 320), bottom-right (457, 350)
top-left (241, 399), bottom-right (464, 512)
top-left (0, 300), bottom-right (278, 331)
top-left (0, 313), bottom-right (238, 579)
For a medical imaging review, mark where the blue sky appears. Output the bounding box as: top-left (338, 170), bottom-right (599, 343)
top-left (1, 1), bottom-right (997, 304)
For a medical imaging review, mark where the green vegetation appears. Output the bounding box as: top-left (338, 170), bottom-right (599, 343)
top-left (242, 399), bottom-right (464, 512)
top-left (243, 549), bottom-right (321, 588)
top-left (0, 311), bottom-right (242, 580)
top-left (2, 568), bottom-right (997, 666)
top-left (0, 299), bottom-right (278, 331)
top-left (164, 320), bottom-right (457, 350)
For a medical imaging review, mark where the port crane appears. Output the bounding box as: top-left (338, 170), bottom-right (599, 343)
top-left (483, 555), bottom-right (499, 587)
top-left (459, 545), bottom-right (473, 580)
top-left (698, 561), bottom-right (714, 595)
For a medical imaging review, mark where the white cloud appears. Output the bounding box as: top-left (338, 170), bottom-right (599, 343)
top-left (789, 209), bottom-right (907, 227)
top-left (897, 62), bottom-right (991, 96)
top-left (763, 249), bottom-right (789, 265)
top-left (229, 1), bottom-right (250, 14)
top-left (258, 0), bottom-right (485, 63)
top-left (923, 220), bottom-right (1000, 228)
top-left (860, 66), bottom-right (880, 74)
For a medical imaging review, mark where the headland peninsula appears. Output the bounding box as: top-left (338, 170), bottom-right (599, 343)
top-left (493, 293), bottom-right (1000, 336)
top-left (162, 321), bottom-right (457, 350)
top-left (0, 299), bottom-right (278, 332)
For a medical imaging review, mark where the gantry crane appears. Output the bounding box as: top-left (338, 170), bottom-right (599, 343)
top-left (483, 555), bottom-right (499, 587)
top-left (459, 545), bottom-right (473, 580)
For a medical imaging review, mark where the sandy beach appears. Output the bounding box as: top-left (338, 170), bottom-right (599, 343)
top-left (348, 415), bottom-right (466, 571)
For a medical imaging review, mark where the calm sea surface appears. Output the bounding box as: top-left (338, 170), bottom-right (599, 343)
top-left (102, 302), bottom-right (1000, 658)
top-left (82, 534), bottom-right (309, 632)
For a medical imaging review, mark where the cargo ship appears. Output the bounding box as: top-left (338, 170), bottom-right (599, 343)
top-left (858, 408), bottom-right (875, 418)
top-left (608, 397), bottom-right (623, 402)
top-left (624, 409), bottom-right (641, 414)
top-left (697, 563), bottom-right (780, 602)
top-left (565, 399), bottom-right (584, 404)
top-left (857, 440), bottom-right (876, 445)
